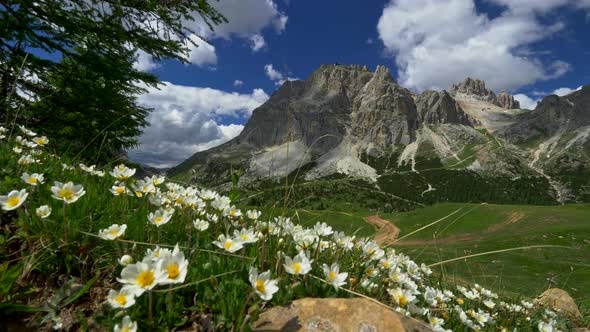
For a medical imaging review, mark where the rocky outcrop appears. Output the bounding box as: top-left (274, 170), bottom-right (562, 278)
top-left (451, 78), bottom-right (519, 109)
top-left (535, 288), bottom-right (583, 322)
top-left (497, 91), bottom-right (520, 109)
top-left (252, 298), bottom-right (434, 332)
top-left (416, 90), bottom-right (476, 126)
top-left (499, 85), bottom-right (590, 142)
top-left (350, 66), bottom-right (418, 146)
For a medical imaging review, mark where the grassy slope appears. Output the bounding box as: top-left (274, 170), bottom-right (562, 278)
top-left (257, 203), bottom-right (590, 307)
top-left (381, 203), bottom-right (590, 305)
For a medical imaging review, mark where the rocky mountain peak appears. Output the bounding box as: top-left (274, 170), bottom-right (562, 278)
top-left (450, 78), bottom-right (520, 109)
top-left (416, 90), bottom-right (476, 126)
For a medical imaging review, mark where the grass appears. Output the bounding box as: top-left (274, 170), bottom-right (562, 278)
top-left (379, 203), bottom-right (590, 306)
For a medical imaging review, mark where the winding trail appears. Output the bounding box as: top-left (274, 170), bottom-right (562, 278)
top-left (364, 215), bottom-right (400, 246)
top-left (365, 211), bottom-right (526, 247)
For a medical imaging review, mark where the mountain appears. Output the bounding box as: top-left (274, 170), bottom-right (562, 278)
top-left (169, 65), bottom-right (590, 210)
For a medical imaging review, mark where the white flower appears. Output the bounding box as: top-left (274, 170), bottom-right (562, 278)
top-left (0, 189), bottom-right (28, 211)
top-left (79, 163), bottom-right (96, 173)
top-left (538, 321), bottom-right (553, 332)
top-left (483, 299), bottom-right (496, 309)
top-left (147, 208), bottom-right (173, 227)
top-left (159, 244), bottom-right (188, 285)
top-left (246, 210), bottom-right (261, 220)
top-left (36, 205), bottom-right (52, 218)
top-left (144, 246), bottom-right (171, 261)
top-left (388, 287), bottom-right (416, 307)
top-left (107, 287), bottom-right (137, 308)
top-left (249, 267), bottom-right (279, 301)
top-left (284, 251), bottom-right (312, 275)
top-left (117, 259), bottom-right (166, 295)
top-left (18, 125), bottom-right (37, 136)
top-left (322, 263), bottom-right (347, 289)
top-left (110, 164), bottom-right (136, 181)
top-left (110, 182), bottom-right (130, 196)
top-left (18, 154), bottom-right (38, 165)
top-left (234, 228), bottom-right (259, 244)
top-left (13, 146), bottom-right (22, 154)
top-left (21, 172), bottom-right (44, 186)
top-left (225, 206), bottom-right (242, 218)
top-left (50, 181), bottom-right (85, 204)
top-left (98, 224), bottom-right (127, 240)
top-left (211, 196), bottom-right (230, 211)
top-left (119, 255), bottom-right (134, 266)
top-left (32, 136), bottom-right (49, 146)
top-left (314, 222), bottom-right (333, 237)
top-left (114, 316), bottom-right (137, 332)
top-left (213, 234), bottom-right (244, 253)
top-left (193, 218), bottom-right (209, 231)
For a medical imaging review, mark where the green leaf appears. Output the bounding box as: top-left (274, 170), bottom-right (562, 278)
top-left (61, 275), bottom-right (98, 308)
top-left (0, 302), bottom-right (49, 314)
top-left (0, 262), bottom-right (24, 294)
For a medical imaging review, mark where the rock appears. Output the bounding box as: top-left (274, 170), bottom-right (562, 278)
top-left (534, 288), bottom-right (583, 321)
top-left (450, 77), bottom-right (497, 104)
top-left (450, 78), bottom-right (520, 109)
top-left (415, 90), bottom-right (476, 126)
top-left (252, 298), bottom-right (434, 332)
top-left (496, 91), bottom-right (520, 109)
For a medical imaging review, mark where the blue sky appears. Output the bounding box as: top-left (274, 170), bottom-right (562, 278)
top-left (127, 0), bottom-right (590, 168)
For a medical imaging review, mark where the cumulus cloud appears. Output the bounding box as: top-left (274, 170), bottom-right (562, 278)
top-left (377, 0), bottom-right (580, 92)
top-left (188, 0), bottom-right (287, 56)
top-left (264, 64), bottom-right (284, 81)
top-left (264, 64), bottom-right (299, 86)
top-left (249, 34), bottom-right (266, 52)
top-left (234, 80), bottom-right (244, 87)
top-left (128, 82), bottom-right (269, 168)
top-left (134, 49), bottom-right (159, 72)
top-left (513, 85), bottom-right (583, 110)
top-left (513, 94), bottom-right (538, 110)
top-left (186, 35), bottom-right (218, 67)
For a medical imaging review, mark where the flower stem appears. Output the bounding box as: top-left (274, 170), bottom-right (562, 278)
top-left (63, 201), bottom-right (68, 244)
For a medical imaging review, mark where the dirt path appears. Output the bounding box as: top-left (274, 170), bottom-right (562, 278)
top-left (364, 215), bottom-right (400, 246)
top-left (365, 211), bottom-right (527, 247)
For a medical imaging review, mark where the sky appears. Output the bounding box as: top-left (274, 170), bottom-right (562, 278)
top-left (125, 0), bottom-right (590, 168)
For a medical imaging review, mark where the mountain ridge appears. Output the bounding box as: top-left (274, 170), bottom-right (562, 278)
top-left (169, 64), bottom-right (590, 207)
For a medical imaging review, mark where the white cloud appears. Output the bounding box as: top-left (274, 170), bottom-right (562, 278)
top-left (264, 64), bottom-right (284, 81)
top-left (134, 49), bottom-right (159, 72)
top-left (264, 64), bottom-right (299, 86)
top-left (128, 82), bottom-right (269, 167)
top-left (249, 34), bottom-right (266, 52)
top-left (513, 94), bottom-right (538, 110)
top-left (186, 35), bottom-right (217, 67)
top-left (234, 79), bottom-right (244, 87)
top-left (552, 87), bottom-right (574, 96)
top-left (377, 0), bottom-right (578, 92)
top-left (188, 0), bottom-right (287, 54)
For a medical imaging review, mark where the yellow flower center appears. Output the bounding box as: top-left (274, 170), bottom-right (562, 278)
top-left (230, 210), bottom-right (237, 216)
top-left (293, 263), bottom-right (302, 274)
top-left (176, 197), bottom-right (183, 204)
top-left (110, 229), bottom-right (119, 236)
top-left (457, 298), bottom-right (464, 305)
top-left (136, 271), bottom-right (155, 288)
top-left (167, 263), bottom-right (180, 279)
top-left (7, 196), bottom-right (20, 207)
top-left (154, 216), bottom-right (163, 224)
top-left (255, 279), bottom-right (265, 293)
top-left (241, 234), bottom-right (249, 241)
top-left (115, 294), bottom-right (127, 306)
top-left (329, 271), bottom-right (337, 280)
top-left (224, 240), bottom-right (233, 250)
top-left (58, 188), bottom-right (75, 201)
top-left (383, 261), bottom-right (390, 268)
top-left (116, 187), bottom-right (125, 194)
top-left (30, 177), bottom-right (37, 184)
top-left (399, 295), bottom-right (408, 306)
top-left (122, 328), bottom-right (130, 332)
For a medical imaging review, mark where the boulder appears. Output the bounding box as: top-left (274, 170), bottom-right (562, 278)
top-left (252, 298), bottom-right (434, 332)
top-left (534, 288), bottom-right (583, 321)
